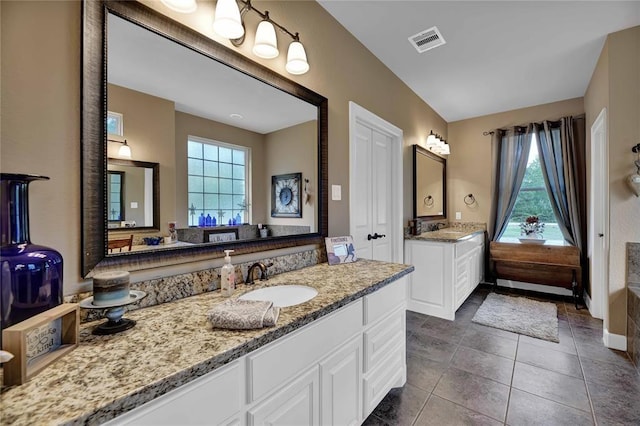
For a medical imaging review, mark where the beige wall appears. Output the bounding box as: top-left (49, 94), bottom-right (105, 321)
top-left (107, 84), bottom-right (176, 231)
top-left (585, 26), bottom-right (640, 336)
top-left (447, 98), bottom-right (585, 225)
top-left (1, 1), bottom-right (82, 294)
top-left (264, 121), bottom-right (317, 230)
top-left (175, 111), bottom-right (267, 227)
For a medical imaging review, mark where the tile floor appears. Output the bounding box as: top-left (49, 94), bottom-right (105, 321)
top-left (365, 285), bottom-right (640, 425)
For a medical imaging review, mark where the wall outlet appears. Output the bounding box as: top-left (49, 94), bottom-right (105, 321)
top-left (455, 211), bottom-right (461, 220)
top-left (331, 185), bottom-right (342, 201)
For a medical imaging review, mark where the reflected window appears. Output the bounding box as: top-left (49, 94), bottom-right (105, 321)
top-left (107, 111), bottom-right (123, 136)
top-left (108, 171), bottom-right (124, 222)
top-left (188, 136), bottom-right (249, 227)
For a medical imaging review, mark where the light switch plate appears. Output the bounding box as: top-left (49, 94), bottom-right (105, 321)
top-left (131, 202), bottom-right (138, 209)
top-left (455, 211), bottom-right (461, 220)
top-left (331, 185), bottom-right (342, 201)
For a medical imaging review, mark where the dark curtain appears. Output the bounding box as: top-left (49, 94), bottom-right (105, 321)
top-left (533, 116), bottom-right (587, 255)
top-left (488, 126), bottom-right (533, 241)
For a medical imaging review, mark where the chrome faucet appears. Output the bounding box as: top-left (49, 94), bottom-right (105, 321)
top-left (246, 262), bottom-right (273, 284)
top-left (429, 222), bottom-right (447, 231)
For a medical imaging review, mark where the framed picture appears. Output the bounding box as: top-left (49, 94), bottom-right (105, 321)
top-left (271, 173), bottom-right (302, 218)
top-left (2, 304), bottom-right (79, 386)
top-left (325, 236), bottom-right (357, 265)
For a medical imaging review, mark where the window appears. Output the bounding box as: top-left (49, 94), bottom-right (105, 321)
top-left (500, 135), bottom-right (564, 243)
top-left (108, 171), bottom-right (124, 222)
top-left (107, 111), bottom-right (123, 136)
top-left (187, 136), bottom-right (249, 227)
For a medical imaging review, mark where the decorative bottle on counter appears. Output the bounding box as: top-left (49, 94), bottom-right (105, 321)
top-left (0, 174), bottom-right (63, 348)
top-left (220, 250), bottom-right (235, 297)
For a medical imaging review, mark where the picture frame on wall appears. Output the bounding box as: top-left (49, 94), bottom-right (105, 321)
top-left (271, 173), bottom-right (302, 218)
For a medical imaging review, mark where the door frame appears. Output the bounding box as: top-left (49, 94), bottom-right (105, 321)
top-left (588, 107), bottom-right (609, 324)
top-left (348, 102), bottom-right (404, 263)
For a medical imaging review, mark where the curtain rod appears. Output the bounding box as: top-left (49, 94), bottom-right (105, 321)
top-left (482, 114), bottom-right (586, 137)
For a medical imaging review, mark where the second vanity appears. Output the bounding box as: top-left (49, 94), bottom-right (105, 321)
top-left (405, 227), bottom-right (485, 320)
top-left (0, 259), bottom-right (412, 426)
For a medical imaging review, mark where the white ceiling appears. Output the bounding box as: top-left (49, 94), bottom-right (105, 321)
top-left (108, 14), bottom-right (316, 134)
top-left (318, 1), bottom-right (640, 122)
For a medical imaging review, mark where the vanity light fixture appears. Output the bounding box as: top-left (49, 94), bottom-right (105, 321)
top-left (212, 0), bottom-right (310, 75)
top-left (108, 139), bottom-right (132, 159)
top-left (426, 131), bottom-right (450, 155)
top-left (160, 0), bottom-right (197, 14)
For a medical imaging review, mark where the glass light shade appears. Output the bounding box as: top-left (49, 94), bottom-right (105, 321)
top-left (160, 0), bottom-right (197, 13)
top-left (286, 41), bottom-right (309, 75)
top-left (426, 131), bottom-right (437, 146)
top-left (118, 142), bottom-right (132, 158)
top-left (253, 20), bottom-right (279, 59)
top-left (213, 0), bottom-right (244, 39)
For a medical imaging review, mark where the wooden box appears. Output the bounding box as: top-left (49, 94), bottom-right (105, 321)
top-left (2, 303), bottom-right (79, 386)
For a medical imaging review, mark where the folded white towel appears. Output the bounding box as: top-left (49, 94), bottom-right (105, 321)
top-left (208, 299), bottom-right (280, 330)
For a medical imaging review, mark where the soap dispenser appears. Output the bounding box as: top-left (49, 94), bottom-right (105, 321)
top-left (220, 249), bottom-right (236, 297)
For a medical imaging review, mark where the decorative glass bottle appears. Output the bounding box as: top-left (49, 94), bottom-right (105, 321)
top-left (0, 174), bottom-right (63, 347)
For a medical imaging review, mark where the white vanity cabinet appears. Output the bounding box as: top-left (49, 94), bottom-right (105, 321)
top-left (106, 277), bottom-right (407, 426)
top-left (405, 233), bottom-right (484, 320)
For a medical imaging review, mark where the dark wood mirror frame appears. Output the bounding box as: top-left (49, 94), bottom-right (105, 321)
top-left (107, 158), bottom-right (160, 230)
top-left (81, 0), bottom-right (328, 277)
top-left (412, 144), bottom-right (447, 221)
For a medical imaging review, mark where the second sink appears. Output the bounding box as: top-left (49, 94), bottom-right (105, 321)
top-left (239, 285), bottom-right (318, 307)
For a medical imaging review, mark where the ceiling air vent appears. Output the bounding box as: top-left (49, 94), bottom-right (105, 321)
top-left (408, 26), bottom-right (446, 53)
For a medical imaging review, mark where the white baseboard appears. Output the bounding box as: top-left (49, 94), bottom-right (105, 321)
top-left (603, 328), bottom-right (627, 351)
top-left (496, 279), bottom-right (572, 296)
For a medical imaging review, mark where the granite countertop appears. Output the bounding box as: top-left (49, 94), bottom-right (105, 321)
top-left (405, 226), bottom-right (485, 243)
top-left (0, 259), bottom-right (413, 426)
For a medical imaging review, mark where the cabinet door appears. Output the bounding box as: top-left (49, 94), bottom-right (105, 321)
top-left (454, 253), bottom-right (470, 309)
top-left (320, 336), bottom-right (362, 426)
top-left (248, 367), bottom-right (319, 426)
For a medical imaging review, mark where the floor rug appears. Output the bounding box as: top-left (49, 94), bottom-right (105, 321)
top-left (472, 293), bottom-right (559, 342)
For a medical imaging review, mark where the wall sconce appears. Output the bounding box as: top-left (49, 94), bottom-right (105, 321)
top-left (628, 144), bottom-right (640, 197)
top-left (426, 130), bottom-right (450, 155)
top-left (210, 0), bottom-right (309, 75)
top-left (108, 139), bottom-right (132, 159)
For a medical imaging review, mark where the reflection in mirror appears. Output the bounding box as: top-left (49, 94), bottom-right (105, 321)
top-left (107, 158), bottom-right (159, 229)
top-left (80, 0), bottom-right (328, 276)
top-left (413, 144), bottom-right (447, 220)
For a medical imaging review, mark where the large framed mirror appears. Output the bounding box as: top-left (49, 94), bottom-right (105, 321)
top-left (413, 144), bottom-right (446, 220)
top-left (82, 0), bottom-right (328, 277)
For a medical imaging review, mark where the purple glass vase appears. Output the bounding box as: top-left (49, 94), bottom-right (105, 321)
top-left (0, 173), bottom-right (63, 347)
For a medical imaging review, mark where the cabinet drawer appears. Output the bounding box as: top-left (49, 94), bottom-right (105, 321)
top-left (107, 360), bottom-right (242, 426)
top-left (363, 308), bottom-right (404, 372)
top-left (247, 300), bottom-right (362, 403)
top-left (364, 277), bottom-right (406, 325)
top-left (363, 348), bottom-right (405, 417)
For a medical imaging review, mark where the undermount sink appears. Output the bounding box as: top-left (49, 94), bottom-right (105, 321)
top-left (437, 230), bottom-right (467, 235)
top-left (239, 285), bottom-right (318, 307)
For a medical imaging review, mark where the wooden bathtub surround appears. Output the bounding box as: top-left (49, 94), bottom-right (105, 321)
top-left (489, 241), bottom-right (582, 308)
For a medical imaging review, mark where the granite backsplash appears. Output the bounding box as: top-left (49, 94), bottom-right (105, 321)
top-left (66, 248), bottom-right (326, 323)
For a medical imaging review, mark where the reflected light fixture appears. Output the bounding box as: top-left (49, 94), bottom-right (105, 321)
top-left (253, 13), bottom-right (279, 59)
top-left (160, 0), bottom-right (197, 14)
top-left (213, 0), bottom-right (245, 40)
top-left (108, 139), bottom-right (132, 159)
top-left (212, 0), bottom-right (309, 75)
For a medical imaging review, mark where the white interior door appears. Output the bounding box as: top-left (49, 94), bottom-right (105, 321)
top-left (349, 102), bottom-right (402, 263)
top-left (589, 108), bottom-right (608, 321)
